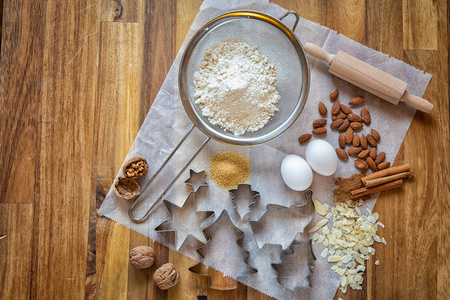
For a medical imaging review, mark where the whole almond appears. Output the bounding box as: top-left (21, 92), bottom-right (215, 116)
top-left (298, 134), bottom-right (312, 144)
top-left (331, 101), bottom-right (341, 115)
top-left (348, 147), bottom-right (362, 155)
top-left (349, 96), bottom-right (365, 106)
top-left (338, 134), bottom-right (346, 148)
top-left (312, 127), bottom-right (327, 134)
top-left (371, 129), bottom-right (381, 141)
top-left (360, 134), bottom-right (368, 149)
top-left (313, 119), bottom-right (327, 128)
top-left (357, 149), bottom-right (370, 159)
top-left (361, 108), bottom-right (371, 125)
top-left (369, 148), bottom-right (377, 160)
top-left (318, 102), bottom-right (327, 115)
top-left (377, 162), bottom-right (391, 171)
top-left (330, 88), bottom-right (339, 100)
top-left (366, 134), bottom-right (377, 147)
top-left (354, 158), bottom-right (369, 170)
top-left (340, 104), bottom-right (353, 115)
top-left (345, 127), bottom-right (354, 144)
top-left (337, 112), bottom-right (347, 119)
top-left (336, 148), bottom-right (348, 160)
top-left (350, 122), bottom-right (363, 130)
top-left (366, 157), bottom-right (377, 172)
top-left (338, 120), bottom-right (350, 132)
top-left (374, 152), bottom-right (386, 165)
top-left (347, 113), bottom-right (363, 122)
top-left (330, 119), bottom-right (344, 129)
top-left (353, 134), bottom-right (360, 147)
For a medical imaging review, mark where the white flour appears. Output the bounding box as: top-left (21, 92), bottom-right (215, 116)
top-left (193, 38), bottom-right (280, 136)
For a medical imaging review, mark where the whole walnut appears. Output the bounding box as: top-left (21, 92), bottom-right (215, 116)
top-left (129, 246), bottom-right (156, 269)
top-left (153, 263), bottom-right (180, 290)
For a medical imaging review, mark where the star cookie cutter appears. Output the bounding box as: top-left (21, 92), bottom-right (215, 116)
top-left (272, 239), bottom-right (316, 290)
top-left (249, 190), bottom-right (315, 250)
top-left (189, 210), bottom-right (257, 290)
top-left (229, 184), bottom-right (260, 222)
top-left (155, 191), bottom-right (215, 251)
top-left (184, 169), bottom-right (209, 193)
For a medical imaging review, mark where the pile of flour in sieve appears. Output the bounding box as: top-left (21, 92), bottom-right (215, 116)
top-left (193, 38), bottom-right (280, 136)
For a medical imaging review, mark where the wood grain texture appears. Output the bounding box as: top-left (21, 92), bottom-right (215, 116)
top-left (0, 0), bottom-right (448, 299)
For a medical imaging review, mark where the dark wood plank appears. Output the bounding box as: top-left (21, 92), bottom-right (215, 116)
top-left (0, 0), bottom-right (44, 204)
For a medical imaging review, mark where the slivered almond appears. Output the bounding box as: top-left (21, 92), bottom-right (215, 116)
top-left (314, 200), bottom-right (327, 216)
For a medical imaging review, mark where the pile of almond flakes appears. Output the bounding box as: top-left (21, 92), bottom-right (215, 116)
top-left (309, 200), bottom-right (386, 294)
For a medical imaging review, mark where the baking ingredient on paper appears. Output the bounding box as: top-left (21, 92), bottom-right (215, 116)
top-left (305, 140), bottom-right (338, 176)
top-left (281, 155), bottom-right (313, 191)
top-left (123, 156), bottom-right (149, 179)
top-left (311, 202), bottom-right (386, 294)
top-left (208, 151), bottom-right (251, 190)
top-left (333, 174), bottom-right (368, 207)
top-left (129, 246), bottom-right (156, 269)
top-left (113, 177), bottom-right (140, 200)
top-left (194, 38), bottom-right (280, 136)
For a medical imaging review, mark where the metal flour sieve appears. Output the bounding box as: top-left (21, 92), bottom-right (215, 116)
top-left (129, 11), bottom-right (310, 222)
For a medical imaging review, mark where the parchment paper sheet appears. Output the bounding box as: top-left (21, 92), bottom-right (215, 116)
top-left (98, 0), bottom-right (432, 298)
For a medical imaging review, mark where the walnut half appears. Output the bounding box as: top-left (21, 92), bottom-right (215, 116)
top-left (113, 177), bottom-right (140, 200)
top-left (153, 263), bottom-right (180, 290)
top-left (129, 246), bottom-right (156, 269)
top-left (122, 156), bottom-right (149, 179)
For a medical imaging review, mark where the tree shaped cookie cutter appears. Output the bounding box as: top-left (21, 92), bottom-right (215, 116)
top-left (189, 210), bottom-right (257, 290)
top-left (249, 190), bottom-right (315, 250)
top-left (272, 239), bottom-right (316, 290)
top-left (229, 184), bottom-right (260, 222)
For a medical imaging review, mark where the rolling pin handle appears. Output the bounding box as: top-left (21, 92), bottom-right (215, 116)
top-left (400, 91), bottom-right (434, 113)
top-left (304, 43), bottom-right (334, 65)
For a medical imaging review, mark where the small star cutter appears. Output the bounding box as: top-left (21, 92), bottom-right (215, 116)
top-left (249, 189), bottom-right (315, 250)
top-left (155, 191), bottom-right (215, 251)
top-left (271, 239), bottom-right (316, 290)
top-left (184, 169), bottom-right (208, 192)
top-left (189, 210), bottom-right (258, 290)
top-left (228, 184), bottom-right (260, 222)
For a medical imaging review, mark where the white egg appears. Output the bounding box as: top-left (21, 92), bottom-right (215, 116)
top-left (281, 155), bottom-right (313, 191)
top-left (305, 140), bottom-right (338, 176)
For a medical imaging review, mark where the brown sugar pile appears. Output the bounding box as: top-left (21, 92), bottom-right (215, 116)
top-left (208, 151), bottom-right (251, 189)
top-left (333, 173), bottom-right (369, 207)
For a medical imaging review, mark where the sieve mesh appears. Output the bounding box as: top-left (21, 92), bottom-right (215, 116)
top-left (179, 11), bottom-right (309, 146)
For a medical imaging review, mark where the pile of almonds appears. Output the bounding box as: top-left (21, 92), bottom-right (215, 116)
top-left (299, 88), bottom-right (391, 173)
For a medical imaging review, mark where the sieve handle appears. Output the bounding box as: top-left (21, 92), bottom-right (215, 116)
top-left (279, 11), bottom-right (300, 32)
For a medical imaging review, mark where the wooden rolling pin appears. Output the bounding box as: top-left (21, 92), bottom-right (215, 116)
top-left (304, 43), bottom-right (434, 113)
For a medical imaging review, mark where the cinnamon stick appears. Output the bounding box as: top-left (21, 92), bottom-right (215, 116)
top-left (351, 179), bottom-right (403, 199)
top-left (361, 164), bottom-right (410, 185)
top-left (364, 171), bottom-right (413, 188)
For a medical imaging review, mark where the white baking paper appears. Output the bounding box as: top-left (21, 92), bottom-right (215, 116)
top-left (98, 0), bottom-right (432, 298)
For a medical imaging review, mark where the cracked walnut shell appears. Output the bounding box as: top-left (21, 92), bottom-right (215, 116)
top-left (129, 246), bottom-right (156, 269)
top-left (122, 156), bottom-right (148, 179)
top-left (153, 263), bottom-right (180, 290)
top-left (113, 177), bottom-right (140, 200)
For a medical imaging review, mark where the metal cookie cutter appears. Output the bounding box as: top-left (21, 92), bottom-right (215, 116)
top-left (155, 191), bottom-right (215, 251)
top-left (272, 239), bottom-right (316, 290)
top-left (229, 184), bottom-right (260, 222)
top-left (184, 169), bottom-right (209, 193)
top-left (249, 190), bottom-right (315, 250)
top-left (127, 10), bottom-right (310, 223)
top-left (189, 210), bottom-right (257, 290)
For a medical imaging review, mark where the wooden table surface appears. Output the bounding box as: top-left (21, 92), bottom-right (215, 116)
top-left (1, 0), bottom-right (449, 299)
